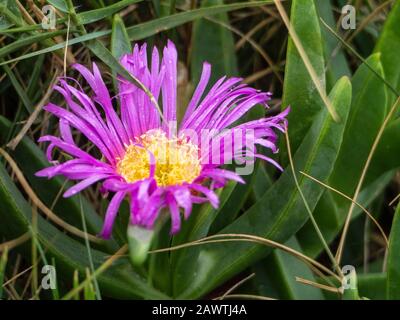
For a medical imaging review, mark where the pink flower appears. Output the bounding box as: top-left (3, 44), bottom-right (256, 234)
top-left (36, 40), bottom-right (288, 238)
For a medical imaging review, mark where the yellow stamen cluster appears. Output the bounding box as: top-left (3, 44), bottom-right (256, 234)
top-left (117, 130), bottom-right (201, 187)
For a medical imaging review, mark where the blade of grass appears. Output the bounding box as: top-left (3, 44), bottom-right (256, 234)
top-left (79, 195), bottom-right (101, 300)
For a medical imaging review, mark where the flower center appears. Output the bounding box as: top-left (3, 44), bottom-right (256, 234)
top-left (117, 130), bottom-right (201, 187)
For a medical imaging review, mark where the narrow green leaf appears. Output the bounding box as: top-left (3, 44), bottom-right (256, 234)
top-left (72, 270), bottom-right (80, 300)
top-left (368, 118), bottom-right (400, 182)
top-left (176, 76), bottom-right (352, 299)
top-left (0, 30), bottom-right (66, 60)
top-left (374, 0), bottom-right (400, 108)
top-left (281, 0), bottom-right (325, 157)
top-left (253, 237), bottom-right (325, 300)
top-left (0, 30), bottom-right (110, 66)
top-left (84, 269), bottom-right (96, 300)
top-left (47, 0), bottom-right (69, 13)
top-left (79, 0), bottom-right (143, 25)
top-left (111, 14), bottom-right (132, 95)
top-left (342, 268), bottom-right (360, 300)
top-left (387, 204), bottom-right (400, 299)
top-left (51, 258), bottom-right (60, 300)
top-left (0, 0), bottom-right (23, 27)
top-left (0, 247), bottom-right (7, 299)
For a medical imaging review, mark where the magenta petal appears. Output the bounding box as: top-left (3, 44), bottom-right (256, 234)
top-left (99, 191), bottom-right (126, 239)
top-left (167, 194), bottom-right (181, 234)
top-left (172, 187), bottom-right (192, 219)
top-left (161, 40), bottom-right (178, 129)
top-left (190, 184), bottom-right (219, 209)
top-left (181, 62), bottom-right (211, 125)
top-left (63, 174), bottom-right (109, 198)
top-left (201, 168), bottom-right (245, 184)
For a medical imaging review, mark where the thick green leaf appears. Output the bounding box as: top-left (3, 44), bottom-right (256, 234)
top-left (358, 273), bottom-right (387, 300)
top-left (0, 162), bottom-right (169, 299)
top-left (281, 0), bottom-right (325, 157)
top-left (251, 164), bottom-right (273, 200)
top-left (387, 204), bottom-right (400, 299)
top-left (175, 76), bottom-right (352, 298)
top-left (315, 0), bottom-right (351, 89)
top-left (0, 0), bottom-right (23, 27)
top-left (252, 168), bottom-right (324, 300)
top-left (111, 14), bottom-right (131, 60)
top-left (319, 273), bottom-right (386, 300)
top-left (111, 14), bottom-right (132, 96)
top-left (374, 0), bottom-right (400, 108)
top-left (368, 118), bottom-right (400, 183)
top-left (46, 0), bottom-right (68, 13)
top-left (253, 238), bottom-right (324, 300)
top-left (209, 167), bottom-right (257, 234)
top-left (190, 0), bottom-right (238, 84)
top-left (298, 54), bottom-right (388, 257)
